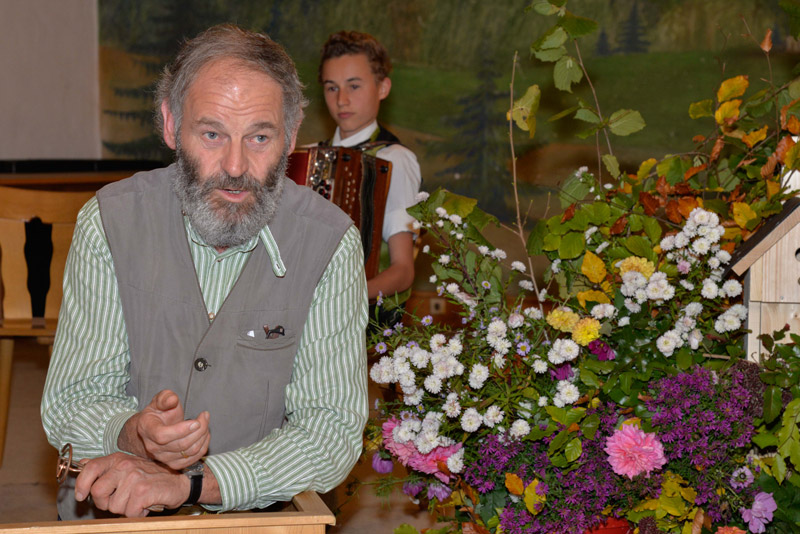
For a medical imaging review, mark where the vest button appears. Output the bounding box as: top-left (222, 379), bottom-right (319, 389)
top-left (208, 312), bottom-right (215, 321)
top-left (194, 358), bottom-right (209, 371)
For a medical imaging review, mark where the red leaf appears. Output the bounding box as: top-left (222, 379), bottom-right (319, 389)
top-left (710, 137), bottom-right (725, 162)
top-left (639, 192), bottom-right (660, 215)
top-left (761, 29), bottom-right (773, 52)
top-left (656, 175), bottom-right (672, 197)
top-left (561, 203), bottom-right (576, 223)
top-left (610, 215), bottom-right (628, 235)
top-left (665, 200), bottom-right (683, 224)
top-left (684, 163), bottom-right (707, 180)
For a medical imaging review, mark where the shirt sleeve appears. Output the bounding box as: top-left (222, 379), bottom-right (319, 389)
top-left (203, 225), bottom-right (369, 510)
top-left (40, 197), bottom-right (138, 459)
top-left (377, 144), bottom-right (422, 241)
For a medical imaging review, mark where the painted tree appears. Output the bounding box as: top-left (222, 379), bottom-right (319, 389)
top-left (427, 55), bottom-right (510, 218)
top-left (616, 2), bottom-right (649, 54)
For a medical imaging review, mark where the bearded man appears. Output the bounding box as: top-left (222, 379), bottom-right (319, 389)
top-left (41, 24), bottom-right (368, 520)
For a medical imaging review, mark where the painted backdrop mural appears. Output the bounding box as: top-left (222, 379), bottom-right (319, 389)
top-left (99, 0), bottom-right (794, 220)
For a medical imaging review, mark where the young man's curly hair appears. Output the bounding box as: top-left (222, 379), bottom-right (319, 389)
top-left (318, 30), bottom-right (392, 82)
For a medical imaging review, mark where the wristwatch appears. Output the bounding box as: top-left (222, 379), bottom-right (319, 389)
top-left (182, 460), bottom-right (204, 506)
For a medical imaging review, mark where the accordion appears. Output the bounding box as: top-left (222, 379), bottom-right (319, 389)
top-left (287, 146), bottom-right (392, 280)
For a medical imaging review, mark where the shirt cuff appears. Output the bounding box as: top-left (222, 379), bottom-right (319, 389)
top-left (103, 410), bottom-right (138, 455)
top-left (203, 450), bottom-right (265, 511)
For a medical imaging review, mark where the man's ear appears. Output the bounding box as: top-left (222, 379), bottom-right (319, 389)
top-left (378, 77), bottom-right (392, 101)
top-left (287, 124), bottom-right (299, 154)
top-left (160, 100), bottom-right (178, 150)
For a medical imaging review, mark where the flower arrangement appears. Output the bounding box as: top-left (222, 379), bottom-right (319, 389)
top-left (361, 3), bottom-right (800, 534)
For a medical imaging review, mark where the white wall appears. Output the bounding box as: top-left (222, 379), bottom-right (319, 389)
top-left (0, 0), bottom-right (100, 159)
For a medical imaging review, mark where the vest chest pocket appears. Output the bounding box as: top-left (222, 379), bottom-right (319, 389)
top-left (236, 328), bottom-right (296, 351)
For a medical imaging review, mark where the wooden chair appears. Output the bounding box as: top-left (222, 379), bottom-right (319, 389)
top-left (0, 185), bottom-right (95, 467)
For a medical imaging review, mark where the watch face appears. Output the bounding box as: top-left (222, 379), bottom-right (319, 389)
top-left (184, 461), bottom-right (205, 476)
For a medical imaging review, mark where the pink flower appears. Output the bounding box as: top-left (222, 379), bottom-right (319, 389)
top-left (408, 443), bottom-right (462, 483)
top-left (605, 424), bottom-right (667, 479)
top-left (677, 260), bottom-right (691, 274)
top-left (381, 418), bottom-right (417, 465)
top-left (381, 418), bottom-right (462, 483)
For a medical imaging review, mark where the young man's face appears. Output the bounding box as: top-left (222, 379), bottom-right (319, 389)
top-left (321, 53), bottom-right (390, 139)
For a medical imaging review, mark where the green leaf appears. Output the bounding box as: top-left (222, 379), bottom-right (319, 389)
top-left (603, 154), bottom-right (621, 179)
top-left (575, 108), bottom-right (601, 123)
top-left (394, 524), bottom-right (421, 534)
top-left (775, 453), bottom-right (788, 484)
top-left (584, 359), bottom-right (615, 374)
top-left (587, 202), bottom-right (611, 225)
top-left (764, 385), bottom-right (783, 423)
top-left (642, 217), bottom-right (662, 243)
top-left (560, 11), bottom-right (598, 38)
top-left (608, 109), bottom-right (646, 136)
top-left (558, 232), bottom-right (586, 259)
top-left (565, 437), bottom-right (583, 462)
top-left (689, 99), bottom-right (714, 119)
top-left (623, 235), bottom-right (655, 260)
top-left (527, 219), bottom-right (549, 256)
top-left (790, 77), bottom-right (800, 100)
top-left (676, 348), bottom-right (693, 370)
top-left (546, 406), bottom-right (568, 424)
top-left (531, 0), bottom-right (562, 16)
top-left (534, 46), bottom-right (567, 62)
top-left (753, 432), bottom-right (779, 448)
top-left (553, 55), bottom-right (583, 93)
top-left (559, 172), bottom-right (592, 207)
top-left (543, 232), bottom-right (561, 251)
top-left (580, 367), bottom-right (600, 388)
top-left (582, 414), bottom-right (600, 440)
top-left (535, 25), bottom-right (569, 50)
top-left (549, 429), bottom-right (571, 454)
top-left (781, 0), bottom-right (800, 40)
top-left (548, 104), bottom-right (580, 122)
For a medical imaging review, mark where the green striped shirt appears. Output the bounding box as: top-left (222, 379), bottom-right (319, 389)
top-left (41, 196), bottom-right (368, 511)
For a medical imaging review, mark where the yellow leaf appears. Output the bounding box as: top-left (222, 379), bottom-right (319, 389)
top-left (717, 75), bottom-right (749, 103)
top-left (621, 417), bottom-right (641, 427)
top-left (660, 494), bottom-right (687, 516)
top-left (715, 100), bottom-right (741, 125)
top-left (505, 472), bottom-right (524, 496)
top-left (767, 179), bottom-right (781, 199)
top-left (732, 202), bottom-right (757, 229)
top-left (743, 125), bottom-right (768, 148)
top-left (786, 143), bottom-right (800, 170)
top-left (450, 489), bottom-right (465, 506)
top-left (632, 498), bottom-right (661, 512)
top-left (680, 485), bottom-right (698, 503)
top-left (724, 226), bottom-right (742, 240)
top-left (581, 251), bottom-right (607, 284)
top-left (577, 290), bottom-right (610, 308)
top-left (523, 479), bottom-right (546, 515)
top-left (637, 158), bottom-right (657, 181)
top-left (509, 84), bottom-right (541, 138)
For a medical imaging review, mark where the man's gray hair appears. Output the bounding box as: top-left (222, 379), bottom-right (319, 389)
top-left (155, 24), bottom-right (308, 146)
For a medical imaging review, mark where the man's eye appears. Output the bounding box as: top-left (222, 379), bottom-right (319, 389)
top-left (204, 132), bottom-right (219, 140)
top-left (253, 135), bottom-right (268, 143)
top-left (350, 84), bottom-right (360, 90)
top-left (326, 86), bottom-right (338, 93)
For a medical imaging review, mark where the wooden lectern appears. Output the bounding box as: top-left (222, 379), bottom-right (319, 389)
top-left (0, 491), bottom-right (334, 534)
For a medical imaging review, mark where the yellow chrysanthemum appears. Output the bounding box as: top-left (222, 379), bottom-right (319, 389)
top-left (546, 307), bottom-right (580, 332)
top-left (617, 256), bottom-right (655, 279)
top-left (571, 317), bottom-right (601, 346)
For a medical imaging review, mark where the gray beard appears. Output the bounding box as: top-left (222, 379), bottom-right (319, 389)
top-left (172, 146), bottom-right (288, 249)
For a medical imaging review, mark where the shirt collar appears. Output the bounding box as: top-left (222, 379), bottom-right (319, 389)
top-left (183, 215), bottom-right (287, 277)
top-left (332, 120), bottom-right (378, 147)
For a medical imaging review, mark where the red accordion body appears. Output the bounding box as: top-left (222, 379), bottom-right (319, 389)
top-left (287, 146), bottom-right (392, 280)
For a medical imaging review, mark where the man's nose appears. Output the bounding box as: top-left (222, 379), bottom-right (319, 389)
top-left (222, 140), bottom-right (247, 177)
top-left (337, 89), bottom-right (349, 107)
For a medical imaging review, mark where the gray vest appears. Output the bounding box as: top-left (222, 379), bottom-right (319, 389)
top-left (57, 165), bottom-right (354, 519)
top-left (96, 164), bottom-right (352, 454)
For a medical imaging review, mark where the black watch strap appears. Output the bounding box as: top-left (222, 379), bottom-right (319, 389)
top-left (182, 461), bottom-right (204, 506)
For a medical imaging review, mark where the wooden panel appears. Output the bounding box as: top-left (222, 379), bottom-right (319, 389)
top-left (0, 491), bottom-right (334, 534)
top-left (754, 223), bottom-right (800, 303)
top-left (0, 218), bottom-right (29, 320)
top-left (745, 301), bottom-right (761, 362)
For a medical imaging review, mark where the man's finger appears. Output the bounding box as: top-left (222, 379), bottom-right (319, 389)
top-left (152, 390), bottom-right (181, 413)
